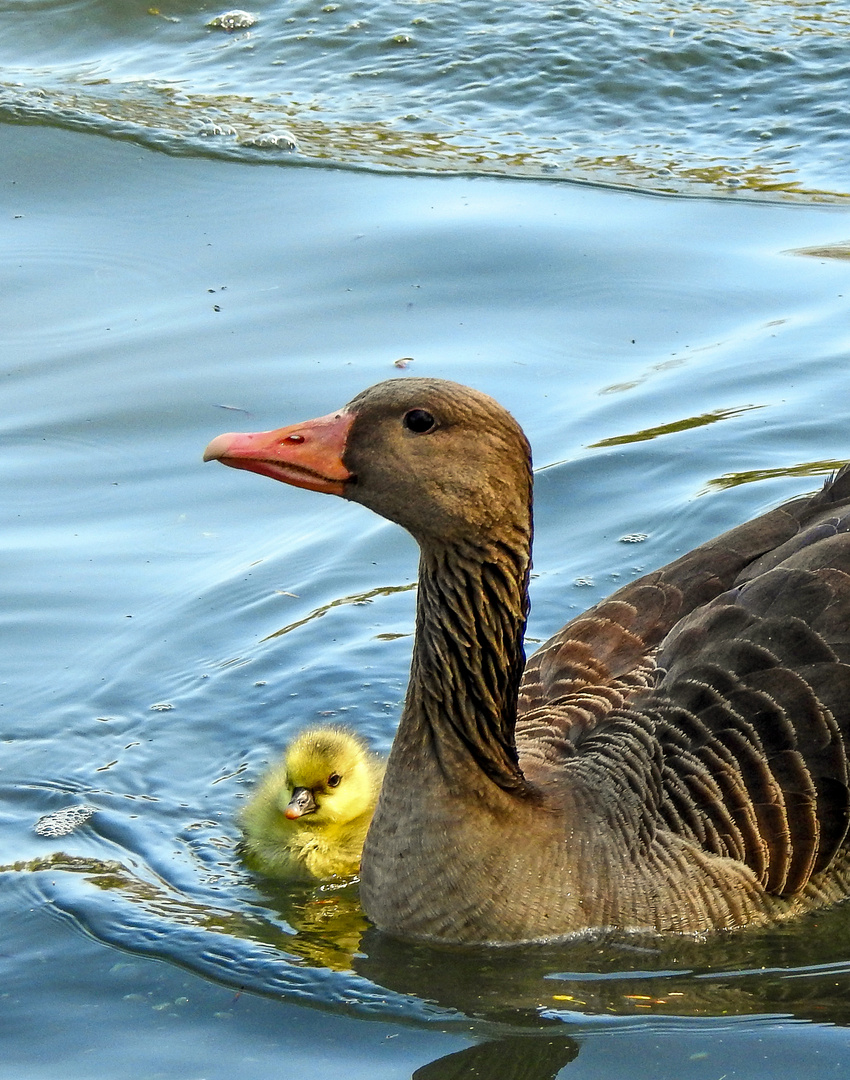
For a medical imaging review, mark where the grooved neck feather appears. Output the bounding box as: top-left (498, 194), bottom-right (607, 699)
top-left (404, 534), bottom-right (532, 791)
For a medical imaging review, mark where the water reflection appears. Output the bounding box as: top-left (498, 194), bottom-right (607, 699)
top-left (787, 242), bottom-right (850, 260)
top-left (703, 460), bottom-right (847, 491)
top-left (262, 582), bottom-right (417, 642)
top-left (412, 1034), bottom-right (579, 1080)
top-left (356, 919), bottom-right (850, 1027)
top-left (12, 850), bottom-right (850, 1036)
top-left (587, 405), bottom-right (764, 448)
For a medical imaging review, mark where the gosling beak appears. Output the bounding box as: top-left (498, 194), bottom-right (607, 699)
top-left (203, 410), bottom-right (354, 496)
top-left (284, 787), bottom-right (318, 820)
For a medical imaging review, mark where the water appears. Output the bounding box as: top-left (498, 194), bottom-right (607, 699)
top-left (3, 1), bottom-right (850, 1075)
top-left (2, 0), bottom-right (850, 197)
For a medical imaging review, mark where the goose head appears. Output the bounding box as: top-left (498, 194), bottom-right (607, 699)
top-left (204, 378), bottom-right (532, 547)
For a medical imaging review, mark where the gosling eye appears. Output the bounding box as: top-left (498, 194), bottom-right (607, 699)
top-left (327, 772), bottom-right (342, 788)
top-left (403, 409), bottom-right (436, 434)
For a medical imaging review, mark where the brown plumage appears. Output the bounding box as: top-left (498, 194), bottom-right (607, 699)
top-left (205, 378), bottom-right (850, 944)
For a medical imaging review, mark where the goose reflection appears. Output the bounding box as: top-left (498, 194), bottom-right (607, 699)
top-left (412, 1034), bottom-right (578, 1080)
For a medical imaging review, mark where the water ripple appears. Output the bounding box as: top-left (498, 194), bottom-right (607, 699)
top-left (2, 0), bottom-right (850, 197)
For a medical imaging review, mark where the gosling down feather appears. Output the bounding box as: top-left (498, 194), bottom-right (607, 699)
top-left (239, 726), bottom-right (385, 881)
top-left (206, 378), bottom-right (850, 944)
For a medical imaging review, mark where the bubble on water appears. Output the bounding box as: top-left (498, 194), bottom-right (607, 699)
top-left (34, 805), bottom-right (97, 837)
top-left (239, 131), bottom-right (297, 150)
top-left (207, 9), bottom-right (256, 31)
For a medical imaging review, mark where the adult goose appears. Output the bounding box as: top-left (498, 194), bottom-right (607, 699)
top-left (205, 378), bottom-right (850, 944)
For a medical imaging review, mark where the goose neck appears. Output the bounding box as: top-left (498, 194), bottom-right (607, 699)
top-left (402, 533), bottom-right (531, 791)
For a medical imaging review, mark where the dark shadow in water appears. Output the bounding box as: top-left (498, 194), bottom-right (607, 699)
top-left (354, 912), bottom-right (850, 1029)
top-left (412, 1034), bottom-right (578, 1080)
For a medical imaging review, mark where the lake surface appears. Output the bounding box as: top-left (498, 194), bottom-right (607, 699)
top-left (3, 1), bottom-right (850, 1076)
top-left (3, 0), bottom-right (850, 197)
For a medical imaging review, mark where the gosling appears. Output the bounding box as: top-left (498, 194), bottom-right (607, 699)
top-left (239, 726), bottom-right (385, 881)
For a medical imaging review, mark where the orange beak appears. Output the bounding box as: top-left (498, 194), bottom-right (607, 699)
top-left (203, 410), bottom-right (354, 496)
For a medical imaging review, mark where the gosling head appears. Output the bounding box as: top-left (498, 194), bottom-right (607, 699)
top-left (280, 727), bottom-right (378, 827)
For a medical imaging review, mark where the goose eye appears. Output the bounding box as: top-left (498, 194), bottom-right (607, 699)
top-left (327, 772), bottom-right (342, 788)
top-left (403, 409), bottom-right (436, 434)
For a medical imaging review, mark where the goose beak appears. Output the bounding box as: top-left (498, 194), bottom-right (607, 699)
top-left (284, 787), bottom-right (318, 819)
top-left (203, 410), bottom-right (354, 496)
